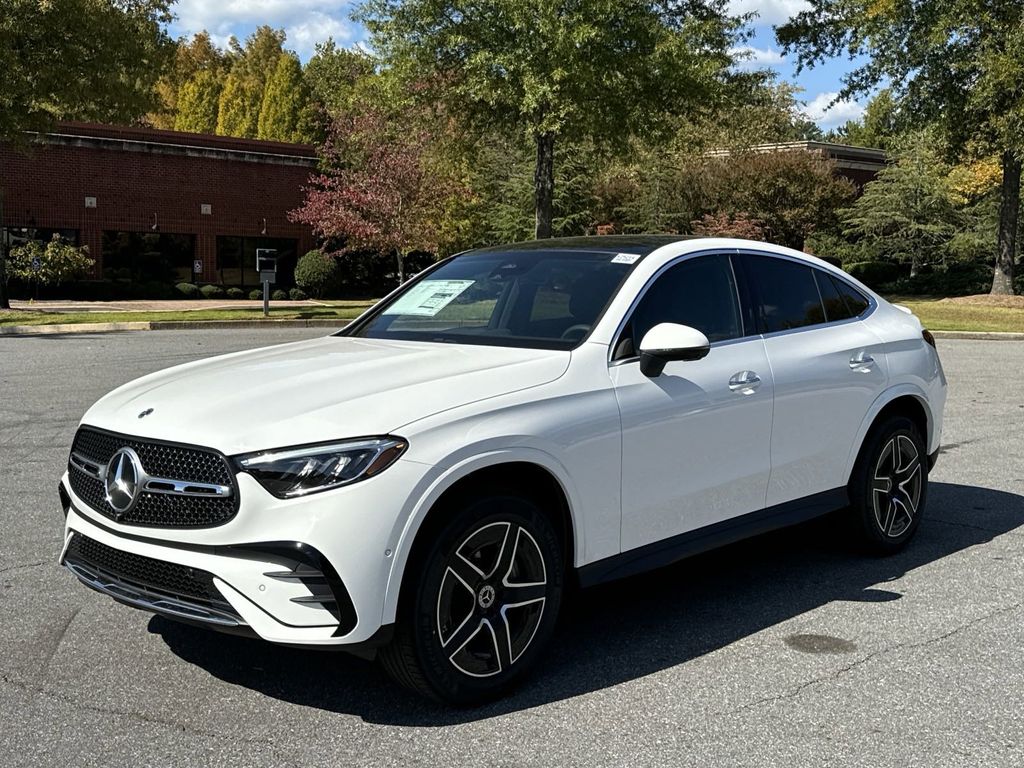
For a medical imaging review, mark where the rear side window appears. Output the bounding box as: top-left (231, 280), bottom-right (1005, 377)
top-left (831, 276), bottom-right (870, 317)
top-left (814, 270), bottom-right (854, 322)
top-left (743, 255), bottom-right (825, 332)
top-left (618, 254), bottom-right (742, 357)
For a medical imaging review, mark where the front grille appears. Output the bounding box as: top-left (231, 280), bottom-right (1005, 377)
top-left (64, 533), bottom-right (239, 621)
top-left (67, 427), bottom-right (239, 528)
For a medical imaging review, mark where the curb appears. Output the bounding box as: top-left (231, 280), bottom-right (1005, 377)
top-left (930, 330), bottom-right (1024, 340)
top-left (0, 319), bottom-right (347, 336)
top-left (2, 321), bottom-right (1023, 339)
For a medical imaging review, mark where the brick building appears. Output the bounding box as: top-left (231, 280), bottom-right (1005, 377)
top-left (0, 122), bottom-right (317, 288)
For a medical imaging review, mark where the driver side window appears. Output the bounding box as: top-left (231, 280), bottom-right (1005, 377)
top-left (615, 254), bottom-right (743, 359)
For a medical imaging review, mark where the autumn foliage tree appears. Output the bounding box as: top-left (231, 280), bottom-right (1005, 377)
top-left (291, 107), bottom-right (464, 283)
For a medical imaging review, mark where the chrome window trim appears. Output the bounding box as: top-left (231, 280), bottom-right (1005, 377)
top-left (734, 249), bottom-right (878, 341)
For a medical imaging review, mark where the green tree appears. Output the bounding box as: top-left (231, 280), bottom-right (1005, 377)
top-left (357, 0), bottom-right (742, 239)
top-left (777, 1), bottom-right (1024, 293)
top-left (0, 0), bottom-right (172, 308)
top-left (152, 32), bottom-right (229, 129)
top-left (216, 26), bottom-right (287, 138)
top-left (257, 54), bottom-right (314, 143)
top-left (304, 40), bottom-right (376, 119)
top-left (840, 135), bottom-right (959, 277)
top-left (174, 71), bottom-right (223, 134)
top-left (829, 90), bottom-right (900, 150)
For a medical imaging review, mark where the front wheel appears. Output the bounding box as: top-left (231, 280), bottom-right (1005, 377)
top-left (848, 415), bottom-right (928, 554)
top-left (379, 492), bottom-right (563, 705)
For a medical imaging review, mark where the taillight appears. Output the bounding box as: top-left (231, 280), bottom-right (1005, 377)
top-left (922, 329), bottom-right (937, 349)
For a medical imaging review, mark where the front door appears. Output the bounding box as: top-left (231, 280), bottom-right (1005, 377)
top-left (609, 254), bottom-right (773, 552)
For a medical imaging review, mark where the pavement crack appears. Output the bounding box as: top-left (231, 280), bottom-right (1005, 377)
top-left (716, 600), bottom-right (1024, 718)
top-left (0, 560), bottom-right (48, 575)
top-left (0, 671), bottom-right (299, 766)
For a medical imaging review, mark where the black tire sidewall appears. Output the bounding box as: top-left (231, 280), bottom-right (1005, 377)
top-left (407, 494), bottom-right (564, 705)
top-left (850, 415), bottom-right (928, 553)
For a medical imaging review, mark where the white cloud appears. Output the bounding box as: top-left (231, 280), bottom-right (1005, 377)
top-left (728, 0), bottom-right (810, 26)
top-left (730, 45), bottom-right (786, 69)
top-left (802, 91), bottom-right (865, 128)
top-left (169, 0), bottom-right (359, 60)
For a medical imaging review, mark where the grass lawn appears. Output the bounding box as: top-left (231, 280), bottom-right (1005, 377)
top-left (0, 304), bottom-right (375, 327)
top-left (2, 295), bottom-right (1023, 333)
top-left (890, 296), bottom-right (1024, 333)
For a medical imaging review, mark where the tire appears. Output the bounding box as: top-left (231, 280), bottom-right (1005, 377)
top-left (848, 415), bottom-right (928, 554)
top-left (379, 491), bottom-right (564, 705)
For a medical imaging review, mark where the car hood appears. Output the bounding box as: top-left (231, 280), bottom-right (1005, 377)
top-left (81, 335), bottom-right (570, 455)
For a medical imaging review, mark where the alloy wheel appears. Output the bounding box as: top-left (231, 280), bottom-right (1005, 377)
top-left (871, 434), bottom-right (922, 538)
top-left (436, 521), bottom-right (548, 678)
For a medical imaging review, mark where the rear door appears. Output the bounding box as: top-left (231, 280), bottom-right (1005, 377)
top-left (610, 253), bottom-right (774, 551)
top-left (738, 252), bottom-right (888, 507)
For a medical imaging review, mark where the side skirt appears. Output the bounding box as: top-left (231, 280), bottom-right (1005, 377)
top-left (577, 488), bottom-right (849, 588)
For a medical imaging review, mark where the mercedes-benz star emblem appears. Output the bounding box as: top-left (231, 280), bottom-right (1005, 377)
top-left (104, 447), bottom-right (143, 514)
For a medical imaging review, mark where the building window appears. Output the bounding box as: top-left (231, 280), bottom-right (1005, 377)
top-left (101, 232), bottom-right (196, 283)
top-left (3, 227), bottom-right (79, 249)
top-left (215, 236), bottom-right (298, 287)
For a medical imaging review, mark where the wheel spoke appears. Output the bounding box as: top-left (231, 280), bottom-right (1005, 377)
top-left (491, 523), bottom-right (517, 581)
top-left (872, 476), bottom-right (892, 494)
top-left (450, 551), bottom-right (485, 586)
top-left (503, 583), bottom-right (547, 604)
top-left (443, 614), bottom-right (485, 653)
top-left (894, 436), bottom-right (921, 483)
top-left (491, 615), bottom-right (515, 671)
top-left (874, 438), bottom-right (896, 481)
top-left (894, 485), bottom-right (918, 518)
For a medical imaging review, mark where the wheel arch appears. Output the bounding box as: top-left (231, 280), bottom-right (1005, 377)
top-left (381, 451), bottom-right (580, 626)
top-left (846, 387), bottom-right (931, 483)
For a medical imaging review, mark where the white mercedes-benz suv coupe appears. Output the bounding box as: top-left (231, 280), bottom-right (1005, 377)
top-left (59, 236), bottom-right (946, 704)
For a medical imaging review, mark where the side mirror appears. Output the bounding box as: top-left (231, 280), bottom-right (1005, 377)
top-left (638, 323), bottom-right (710, 377)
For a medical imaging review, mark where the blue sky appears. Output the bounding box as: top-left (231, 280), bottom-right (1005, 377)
top-left (167, 0), bottom-right (866, 130)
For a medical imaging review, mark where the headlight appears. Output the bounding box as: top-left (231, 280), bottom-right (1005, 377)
top-left (234, 437), bottom-right (407, 498)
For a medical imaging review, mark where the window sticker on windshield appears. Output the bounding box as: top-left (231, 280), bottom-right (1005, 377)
top-left (382, 280), bottom-right (475, 316)
top-left (611, 253), bottom-right (641, 264)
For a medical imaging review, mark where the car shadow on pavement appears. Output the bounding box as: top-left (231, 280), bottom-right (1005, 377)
top-left (150, 481), bottom-right (1024, 726)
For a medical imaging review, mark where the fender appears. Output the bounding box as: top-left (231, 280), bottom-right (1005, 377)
top-left (844, 383), bottom-right (933, 480)
top-left (379, 446), bottom-right (583, 626)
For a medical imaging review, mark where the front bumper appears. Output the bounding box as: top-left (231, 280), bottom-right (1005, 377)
top-left (59, 457), bottom-right (430, 646)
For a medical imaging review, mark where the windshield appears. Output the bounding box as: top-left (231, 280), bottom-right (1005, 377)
top-left (343, 250), bottom-right (641, 350)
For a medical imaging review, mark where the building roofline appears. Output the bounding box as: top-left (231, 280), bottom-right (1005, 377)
top-left (23, 122), bottom-right (319, 167)
top-left (706, 140), bottom-right (887, 170)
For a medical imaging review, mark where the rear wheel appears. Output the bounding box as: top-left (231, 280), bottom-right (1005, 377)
top-left (379, 492), bottom-right (563, 705)
top-left (848, 415), bottom-right (928, 553)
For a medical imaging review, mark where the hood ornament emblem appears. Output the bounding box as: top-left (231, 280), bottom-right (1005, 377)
top-left (138, 408), bottom-right (154, 419)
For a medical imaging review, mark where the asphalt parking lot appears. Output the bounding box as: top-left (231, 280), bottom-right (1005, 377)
top-left (1, 330), bottom-right (1022, 767)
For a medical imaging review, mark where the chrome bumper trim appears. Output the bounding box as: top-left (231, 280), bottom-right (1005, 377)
top-left (64, 560), bottom-right (246, 628)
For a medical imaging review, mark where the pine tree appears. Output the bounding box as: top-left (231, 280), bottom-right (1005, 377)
top-left (215, 26), bottom-right (286, 138)
top-left (257, 54), bottom-right (311, 143)
top-left (174, 70), bottom-right (222, 134)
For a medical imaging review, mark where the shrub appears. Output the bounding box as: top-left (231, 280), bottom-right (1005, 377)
top-left (175, 282), bottom-right (202, 299)
top-left (248, 289), bottom-right (263, 300)
top-left (289, 287), bottom-right (308, 301)
top-left (294, 249), bottom-right (341, 298)
top-left (881, 263), bottom-right (994, 296)
top-left (226, 287), bottom-right (246, 299)
top-left (844, 261), bottom-right (905, 288)
top-left (200, 284), bottom-right (226, 299)
top-left (271, 288), bottom-right (288, 300)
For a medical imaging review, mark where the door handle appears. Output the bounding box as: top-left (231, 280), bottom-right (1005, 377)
top-left (728, 371), bottom-right (761, 394)
top-left (850, 352), bottom-right (875, 370)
